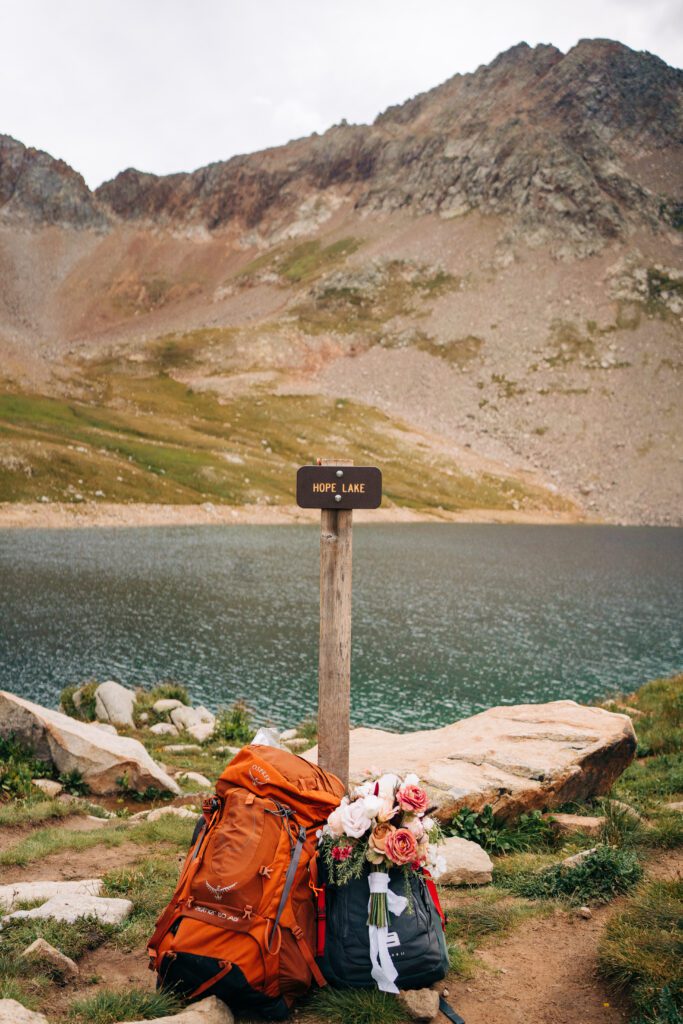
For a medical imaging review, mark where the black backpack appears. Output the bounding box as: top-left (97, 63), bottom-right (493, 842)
top-left (316, 861), bottom-right (449, 991)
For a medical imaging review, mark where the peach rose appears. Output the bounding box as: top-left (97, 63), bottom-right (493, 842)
top-left (369, 821), bottom-right (396, 855)
top-left (384, 827), bottom-right (418, 865)
top-left (397, 783), bottom-right (429, 814)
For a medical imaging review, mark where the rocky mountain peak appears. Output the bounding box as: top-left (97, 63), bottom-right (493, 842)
top-left (0, 134), bottom-right (108, 229)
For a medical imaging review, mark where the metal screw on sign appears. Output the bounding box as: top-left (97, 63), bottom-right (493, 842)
top-left (295, 459), bottom-right (382, 788)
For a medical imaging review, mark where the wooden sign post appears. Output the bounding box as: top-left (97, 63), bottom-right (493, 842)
top-left (296, 460), bottom-right (382, 789)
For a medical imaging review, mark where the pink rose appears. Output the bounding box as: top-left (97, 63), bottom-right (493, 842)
top-left (384, 827), bottom-right (418, 866)
top-left (397, 783), bottom-right (429, 814)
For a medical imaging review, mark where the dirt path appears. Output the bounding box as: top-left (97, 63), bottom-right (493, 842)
top-left (444, 848), bottom-right (682, 1024)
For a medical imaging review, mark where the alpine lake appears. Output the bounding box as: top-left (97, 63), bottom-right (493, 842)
top-left (0, 523), bottom-right (681, 732)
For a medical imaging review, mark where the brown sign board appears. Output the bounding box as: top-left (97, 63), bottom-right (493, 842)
top-left (296, 465), bottom-right (382, 510)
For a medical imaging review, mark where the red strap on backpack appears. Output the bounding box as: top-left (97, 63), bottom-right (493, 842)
top-left (316, 883), bottom-right (327, 956)
top-left (422, 868), bottom-right (446, 929)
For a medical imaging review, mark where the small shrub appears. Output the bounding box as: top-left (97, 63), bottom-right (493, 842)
top-left (296, 717), bottom-right (319, 744)
top-left (58, 769), bottom-right (90, 796)
top-left (67, 988), bottom-right (181, 1024)
top-left (149, 681), bottom-right (190, 705)
top-left (215, 700), bottom-right (255, 745)
top-left (598, 879), bottom-right (682, 1019)
top-left (444, 804), bottom-right (555, 854)
top-left (116, 773), bottom-right (173, 803)
top-left (60, 681), bottom-right (99, 722)
top-left (0, 735), bottom-right (53, 799)
top-left (307, 987), bottom-right (404, 1024)
top-left (499, 845), bottom-right (642, 905)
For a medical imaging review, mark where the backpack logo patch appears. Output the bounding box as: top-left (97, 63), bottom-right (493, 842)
top-left (206, 880), bottom-right (237, 900)
top-left (249, 764), bottom-right (270, 786)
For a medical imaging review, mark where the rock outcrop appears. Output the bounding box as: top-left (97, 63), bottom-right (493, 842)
top-left (0, 134), bottom-right (109, 228)
top-left (0, 691), bottom-right (180, 795)
top-left (306, 700), bottom-right (636, 822)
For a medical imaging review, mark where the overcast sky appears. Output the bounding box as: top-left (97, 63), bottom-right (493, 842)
top-left (1, 0), bottom-right (681, 189)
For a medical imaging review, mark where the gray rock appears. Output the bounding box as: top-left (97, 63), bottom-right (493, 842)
top-left (129, 806), bottom-right (197, 823)
top-left (0, 691), bottom-right (180, 796)
top-left (664, 801), bottom-right (683, 812)
top-left (279, 728), bottom-right (298, 741)
top-left (439, 836), bottom-right (493, 886)
top-left (22, 937), bottom-right (79, 979)
top-left (178, 771), bottom-right (212, 789)
top-left (162, 744), bottom-right (202, 754)
top-left (153, 698), bottom-right (185, 714)
top-left (115, 995), bottom-right (234, 1023)
top-left (0, 879), bottom-right (102, 912)
top-left (171, 705), bottom-right (215, 742)
top-left (149, 722), bottom-right (179, 736)
top-left (398, 987), bottom-right (441, 1021)
top-left (562, 847), bottom-right (599, 868)
top-left (95, 681), bottom-right (136, 728)
top-left (550, 813), bottom-right (606, 837)
top-left (31, 778), bottom-right (62, 798)
top-left (93, 722), bottom-right (118, 734)
top-left (3, 892), bottom-right (132, 926)
top-left (0, 1000), bottom-right (49, 1024)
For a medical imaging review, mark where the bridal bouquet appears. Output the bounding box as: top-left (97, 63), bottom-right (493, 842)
top-left (318, 771), bottom-right (445, 927)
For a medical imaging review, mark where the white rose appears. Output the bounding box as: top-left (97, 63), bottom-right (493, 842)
top-left (377, 795), bottom-right (398, 822)
top-left (422, 816), bottom-right (434, 833)
top-left (377, 773), bottom-right (400, 799)
top-left (403, 772), bottom-right (420, 787)
top-left (362, 794), bottom-right (384, 819)
top-left (327, 802), bottom-right (346, 838)
top-left (354, 781), bottom-right (373, 798)
top-left (340, 797), bottom-right (372, 838)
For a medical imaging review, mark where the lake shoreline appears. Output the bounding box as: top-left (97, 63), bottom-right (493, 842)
top-left (0, 501), bottom-right (590, 530)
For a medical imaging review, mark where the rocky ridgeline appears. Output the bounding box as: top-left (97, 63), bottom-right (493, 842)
top-left (2, 40), bottom-right (681, 251)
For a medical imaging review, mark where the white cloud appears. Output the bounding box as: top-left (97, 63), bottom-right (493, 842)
top-left (0, 0), bottom-right (680, 188)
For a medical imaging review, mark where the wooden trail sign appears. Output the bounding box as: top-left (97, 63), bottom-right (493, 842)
top-left (297, 460), bottom-right (382, 788)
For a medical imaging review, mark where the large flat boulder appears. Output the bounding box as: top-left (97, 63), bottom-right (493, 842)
top-left (3, 892), bottom-right (132, 926)
top-left (0, 691), bottom-right (180, 796)
top-left (0, 1001), bottom-right (48, 1024)
top-left (305, 700), bottom-right (636, 822)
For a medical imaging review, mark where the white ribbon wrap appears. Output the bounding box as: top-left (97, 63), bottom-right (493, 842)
top-left (367, 871), bottom-right (408, 993)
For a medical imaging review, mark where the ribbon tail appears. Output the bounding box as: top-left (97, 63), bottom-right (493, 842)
top-left (369, 924), bottom-right (399, 993)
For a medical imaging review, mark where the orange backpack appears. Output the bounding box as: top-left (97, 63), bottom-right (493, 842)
top-left (148, 745), bottom-right (345, 1020)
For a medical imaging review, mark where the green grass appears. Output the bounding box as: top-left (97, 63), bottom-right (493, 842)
top-left (66, 989), bottom-right (181, 1024)
top-left (304, 988), bottom-right (405, 1024)
top-left (0, 797), bottom-right (84, 827)
top-left (214, 700), bottom-right (255, 745)
top-left (238, 236), bottom-right (363, 285)
top-left (445, 889), bottom-right (545, 945)
top-left (598, 879), bottom-right (682, 1020)
top-left (0, 914), bottom-right (117, 963)
top-left (102, 857), bottom-right (182, 952)
top-left (496, 845), bottom-right (643, 905)
top-left (0, 379), bottom-right (570, 515)
top-left (0, 814), bottom-right (194, 867)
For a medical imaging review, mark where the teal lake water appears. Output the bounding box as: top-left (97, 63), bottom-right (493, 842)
top-left (0, 524), bottom-right (681, 731)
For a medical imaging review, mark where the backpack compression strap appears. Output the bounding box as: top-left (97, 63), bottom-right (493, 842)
top-left (265, 824), bottom-right (327, 988)
top-left (439, 996), bottom-right (465, 1024)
